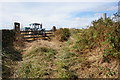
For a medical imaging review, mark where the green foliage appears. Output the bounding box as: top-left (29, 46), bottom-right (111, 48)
top-left (17, 47), bottom-right (57, 78)
top-left (72, 18), bottom-right (120, 58)
top-left (104, 22), bottom-right (120, 57)
top-left (55, 28), bottom-right (71, 41)
top-left (107, 23), bottom-right (120, 51)
top-left (104, 49), bottom-right (120, 57)
top-left (73, 29), bottom-right (98, 52)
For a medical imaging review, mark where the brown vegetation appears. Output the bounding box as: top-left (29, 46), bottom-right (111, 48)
top-left (2, 18), bottom-right (120, 78)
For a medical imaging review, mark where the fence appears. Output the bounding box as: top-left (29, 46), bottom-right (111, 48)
top-left (20, 30), bottom-right (54, 41)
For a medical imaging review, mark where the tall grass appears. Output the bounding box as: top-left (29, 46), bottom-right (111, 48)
top-left (17, 47), bottom-right (57, 78)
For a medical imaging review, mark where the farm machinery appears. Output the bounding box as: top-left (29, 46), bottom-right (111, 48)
top-left (14, 22), bottom-right (54, 41)
top-left (24, 23), bottom-right (46, 36)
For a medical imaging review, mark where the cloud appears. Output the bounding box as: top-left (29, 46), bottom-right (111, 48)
top-left (0, 2), bottom-right (118, 29)
top-left (107, 6), bottom-right (118, 11)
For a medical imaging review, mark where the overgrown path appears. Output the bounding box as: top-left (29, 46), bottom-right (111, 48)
top-left (12, 39), bottom-right (119, 78)
top-left (13, 40), bottom-right (64, 78)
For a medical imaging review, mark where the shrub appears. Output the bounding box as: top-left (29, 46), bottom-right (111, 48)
top-left (73, 29), bottom-right (97, 52)
top-left (55, 28), bottom-right (70, 41)
top-left (104, 22), bottom-right (120, 57)
top-left (73, 18), bottom-right (120, 54)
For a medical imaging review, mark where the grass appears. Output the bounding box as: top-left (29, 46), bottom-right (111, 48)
top-left (23, 47), bottom-right (57, 59)
top-left (2, 17), bottom-right (119, 78)
top-left (17, 43), bottom-right (86, 78)
top-left (55, 45), bottom-right (87, 78)
top-left (17, 47), bottom-right (57, 78)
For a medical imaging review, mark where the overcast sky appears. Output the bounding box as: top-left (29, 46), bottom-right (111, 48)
top-left (0, 0), bottom-right (119, 30)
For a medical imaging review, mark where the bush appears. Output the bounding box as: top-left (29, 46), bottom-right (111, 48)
top-left (55, 28), bottom-right (70, 41)
top-left (104, 22), bottom-right (120, 57)
top-left (73, 29), bottom-right (97, 52)
top-left (73, 18), bottom-right (120, 54)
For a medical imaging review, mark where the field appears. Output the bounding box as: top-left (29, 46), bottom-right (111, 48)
top-left (2, 18), bottom-right (120, 79)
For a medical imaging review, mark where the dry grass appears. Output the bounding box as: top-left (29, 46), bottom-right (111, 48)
top-left (13, 39), bottom-right (119, 78)
top-left (3, 18), bottom-right (119, 78)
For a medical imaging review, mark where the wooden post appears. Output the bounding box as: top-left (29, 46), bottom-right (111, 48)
top-left (52, 26), bottom-right (56, 36)
top-left (14, 22), bottom-right (21, 41)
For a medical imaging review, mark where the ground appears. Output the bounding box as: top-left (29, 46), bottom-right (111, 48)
top-left (11, 39), bottom-right (119, 78)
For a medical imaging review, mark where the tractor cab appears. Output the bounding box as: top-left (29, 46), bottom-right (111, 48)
top-left (29, 23), bottom-right (42, 31)
top-left (29, 23), bottom-right (46, 35)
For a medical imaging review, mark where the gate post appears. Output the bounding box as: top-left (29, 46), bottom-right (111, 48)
top-left (14, 22), bottom-right (21, 41)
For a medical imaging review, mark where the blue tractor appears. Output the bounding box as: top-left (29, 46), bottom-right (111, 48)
top-left (25, 23), bottom-right (46, 36)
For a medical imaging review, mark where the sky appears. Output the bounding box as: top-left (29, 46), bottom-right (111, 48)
top-left (0, 0), bottom-right (119, 30)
